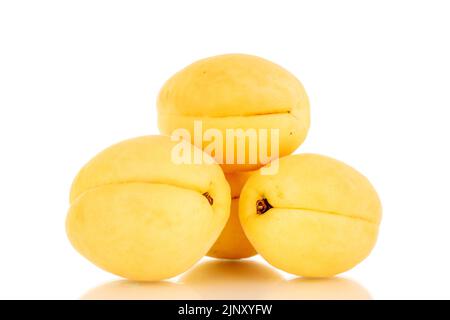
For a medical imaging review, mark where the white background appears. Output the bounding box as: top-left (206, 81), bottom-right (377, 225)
top-left (1, 0), bottom-right (449, 300)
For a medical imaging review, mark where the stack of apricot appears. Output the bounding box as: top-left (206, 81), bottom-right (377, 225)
top-left (66, 54), bottom-right (381, 281)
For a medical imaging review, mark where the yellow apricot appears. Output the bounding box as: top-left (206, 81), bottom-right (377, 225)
top-left (66, 136), bottom-right (230, 281)
top-left (207, 171), bottom-right (257, 259)
top-left (239, 154), bottom-right (382, 277)
top-left (157, 54), bottom-right (310, 172)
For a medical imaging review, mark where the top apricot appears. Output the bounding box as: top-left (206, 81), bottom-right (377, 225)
top-left (157, 54), bottom-right (310, 172)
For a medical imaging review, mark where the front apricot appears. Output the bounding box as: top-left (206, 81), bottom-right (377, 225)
top-left (239, 154), bottom-right (381, 277)
top-left (66, 136), bottom-right (230, 281)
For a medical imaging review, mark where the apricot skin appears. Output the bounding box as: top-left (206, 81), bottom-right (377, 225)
top-left (157, 54), bottom-right (310, 172)
top-left (207, 171), bottom-right (257, 259)
top-left (239, 154), bottom-right (382, 278)
top-left (66, 136), bottom-right (230, 281)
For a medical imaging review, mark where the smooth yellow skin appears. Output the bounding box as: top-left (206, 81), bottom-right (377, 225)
top-left (157, 54), bottom-right (310, 172)
top-left (66, 136), bottom-right (230, 281)
top-left (207, 171), bottom-right (256, 259)
top-left (239, 154), bottom-right (382, 278)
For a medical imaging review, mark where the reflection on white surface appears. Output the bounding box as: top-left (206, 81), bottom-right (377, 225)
top-left (266, 277), bottom-right (371, 300)
top-left (179, 260), bottom-right (283, 300)
top-left (82, 280), bottom-right (200, 300)
top-left (82, 260), bottom-right (371, 300)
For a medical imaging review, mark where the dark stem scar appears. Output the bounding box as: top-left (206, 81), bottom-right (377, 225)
top-left (256, 198), bottom-right (273, 215)
top-left (203, 192), bottom-right (214, 205)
